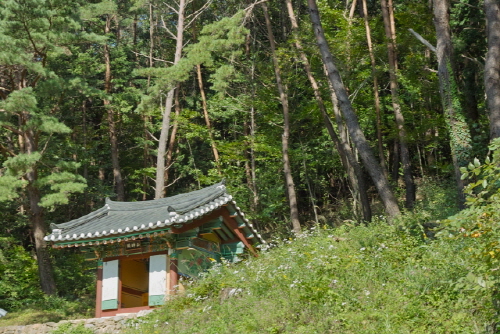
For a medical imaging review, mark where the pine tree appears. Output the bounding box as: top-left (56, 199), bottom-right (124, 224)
top-left (0, 0), bottom-right (88, 294)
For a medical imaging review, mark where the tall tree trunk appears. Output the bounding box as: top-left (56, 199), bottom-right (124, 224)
top-left (485, 0), bottom-right (500, 140)
top-left (381, 0), bottom-right (415, 208)
top-left (155, 0), bottom-right (185, 199)
top-left (285, 0), bottom-right (371, 222)
top-left (308, 0), bottom-right (401, 218)
top-left (433, 0), bottom-right (472, 207)
top-left (361, 0), bottom-right (387, 177)
top-left (104, 14), bottom-right (125, 201)
top-left (24, 128), bottom-right (56, 295)
top-left (148, 0), bottom-right (154, 87)
top-left (247, 55), bottom-right (259, 213)
top-left (262, 3), bottom-right (301, 233)
top-left (140, 2), bottom-right (155, 200)
top-left (164, 84), bottom-right (181, 195)
top-left (196, 63), bottom-right (221, 172)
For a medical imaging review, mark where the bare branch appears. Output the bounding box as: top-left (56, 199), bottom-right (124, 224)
top-left (408, 28), bottom-right (436, 53)
top-left (162, 1), bottom-right (179, 15)
top-left (461, 54), bottom-right (484, 69)
top-left (160, 16), bottom-right (177, 40)
top-left (424, 66), bottom-right (438, 73)
top-left (147, 129), bottom-right (159, 142)
top-left (165, 175), bottom-right (181, 189)
top-left (185, 0), bottom-right (213, 29)
top-left (40, 133), bottom-right (54, 156)
top-left (131, 51), bottom-right (173, 64)
top-left (244, 0), bottom-right (268, 17)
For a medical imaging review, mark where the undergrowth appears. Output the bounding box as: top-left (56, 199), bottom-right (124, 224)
top-left (126, 208), bottom-right (497, 333)
top-left (123, 178), bottom-right (498, 333)
top-left (0, 295), bottom-right (94, 326)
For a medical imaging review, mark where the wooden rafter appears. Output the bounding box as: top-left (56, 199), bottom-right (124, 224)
top-left (221, 210), bottom-right (257, 257)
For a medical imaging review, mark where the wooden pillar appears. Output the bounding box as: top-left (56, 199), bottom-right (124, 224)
top-left (95, 261), bottom-right (103, 318)
top-left (169, 252), bottom-right (178, 294)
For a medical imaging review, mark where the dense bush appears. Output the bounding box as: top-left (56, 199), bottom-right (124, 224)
top-left (0, 237), bottom-right (43, 310)
top-left (441, 138), bottom-right (500, 314)
top-left (0, 239), bottom-right (95, 322)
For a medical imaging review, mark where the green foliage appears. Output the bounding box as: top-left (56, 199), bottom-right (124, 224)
top-left (0, 238), bottom-right (43, 310)
top-left (443, 139), bottom-right (500, 275)
top-left (125, 180), bottom-right (494, 333)
top-left (51, 249), bottom-right (96, 301)
top-left (38, 171), bottom-right (87, 209)
top-left (0, 175), bottom-right (26, 201)
top-left (137, 10), bottom-right (248, 110)
top-left (2, 152), bottom-right (42, 176)
top-left (444, 63), bottom-right (472, 166)
top-left (0, 237), bottom-right (94, 315)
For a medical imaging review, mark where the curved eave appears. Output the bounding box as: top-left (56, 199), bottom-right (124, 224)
top-left (51, 229), bottom-right (171, 248)
top-left (226, 200), bottom-right (266, 245)
top-left (45, 194), bottom-right (235, 246)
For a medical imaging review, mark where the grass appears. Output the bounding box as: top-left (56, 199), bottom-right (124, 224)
top-left (123, 179), bottom-right (497, 334)
top-left (0, 296), bottom-right (94, 327)
top-left (125, 225), bottom-right (496, 333)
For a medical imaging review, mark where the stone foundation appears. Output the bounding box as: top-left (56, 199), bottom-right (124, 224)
top-left (0, 310), bottom-right (154, 334)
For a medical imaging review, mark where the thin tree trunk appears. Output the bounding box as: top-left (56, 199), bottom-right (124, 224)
top-left (381, 0), bottom-right (415, 208)
top-left (155, 0), bottom-right (185, 199)
top-left (148, 1), bottom-right (154, 87)
top-left (164, 84), bottom-right (181, 195)
top-left (196, 63), bottom-right (221, 172)
top-left (345, 0), bottom-right (357, 69)
top-left (141, 2), bottom-right (155, 200)
top-left (485, 0), bottom-right (500, 140)
top-left (391, 140), bottom-right (400, 182)
top-left (433, 0), bottom-right (472, 207)
top-left (308, 0), bottom-right (401, 218)
top-left (243, 22), bottom-right (259, 211)
top-left (133, 14), bottom-right (138, 63)
top-left (262, 3), bottom-right (301, 233)
top-left (249, 60), bottom-right (259, 212)
top-left (361, 0), bottom-right (387, 177)
top-left (104, 15), bottom-right (125, 201)
top-left (285, 0), bottom-right (371, 222)
top-left (302, 157), bottom-right (319, 225)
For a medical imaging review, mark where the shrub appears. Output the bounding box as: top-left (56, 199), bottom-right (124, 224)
top-left (0, 237), bottom-right (44, 310)
top-left (440, 138), bottom-right (500, 314)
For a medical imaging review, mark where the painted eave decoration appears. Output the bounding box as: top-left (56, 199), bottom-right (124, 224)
top-left (44, 181), bottom-right (264, 248)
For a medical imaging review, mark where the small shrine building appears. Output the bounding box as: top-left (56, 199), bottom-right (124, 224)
top-left (44, 181), bottom-right (263, 317)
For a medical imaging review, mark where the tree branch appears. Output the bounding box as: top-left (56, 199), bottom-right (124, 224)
top-left (461, 54), bottom-right (484, 69)
top-left (408, 28), bottom-right (436, 53)
top-left (162, 2), bottom-right (179, 15)
top-left (131, 51), bottom-right (172, 64)
top-left (160, 16), bottom-right (177, 40)
top-left (185, 0), bottom-right (213, 29)
top-left (147, 129), bottom-right (159, 142)
top-left (0, 143), bottom-right (16, 158)
top-left (1, 124), bottom-right (23, 136)
top-left (244, 0), bottom-right (269, 16)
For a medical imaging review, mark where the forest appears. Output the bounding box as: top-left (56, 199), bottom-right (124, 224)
top-left (1, 0), bottom-right (500, 328)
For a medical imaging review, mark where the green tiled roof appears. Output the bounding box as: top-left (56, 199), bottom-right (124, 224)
top-left (44, 181), bottom-right (262, 245)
